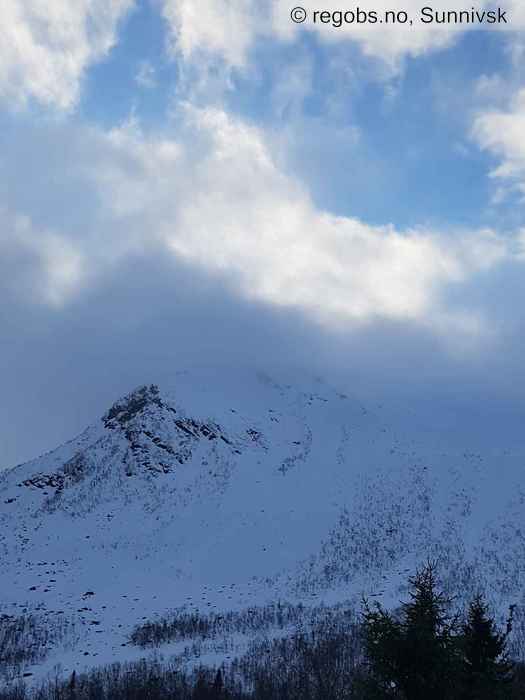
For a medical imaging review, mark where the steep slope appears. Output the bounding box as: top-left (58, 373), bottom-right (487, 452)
top-left (1, 369), bottom-right (524, 679)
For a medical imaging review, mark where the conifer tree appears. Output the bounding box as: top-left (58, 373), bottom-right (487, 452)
top-left (67, 670), bottom-right (76, 700)
top-left (460, 594), bottom-right (514, 699)
top-left (213, 668), bottom-right (224, 697)
top-left (362, 561), bottom-right (461, 699)
top-left (400, 562), bottom-right (460, 698)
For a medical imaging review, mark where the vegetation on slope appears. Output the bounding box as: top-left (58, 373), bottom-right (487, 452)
top-left (2, 563), bottom-right (525, 698)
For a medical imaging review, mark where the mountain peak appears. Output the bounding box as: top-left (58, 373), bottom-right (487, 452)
top-left (103, 384), bottom-right (165, 429)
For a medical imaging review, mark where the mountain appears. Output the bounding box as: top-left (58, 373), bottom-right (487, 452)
top-left (1, 369), bottom-right (524, 680)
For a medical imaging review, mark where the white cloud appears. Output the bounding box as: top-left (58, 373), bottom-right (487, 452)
top-left (160, 0), bottom-right (521, 75)
top-left (0, 0), bottom-right (134, 109)
top-left (2, 0), bottom-right (521, 112)
top-left (0, 210), bottom-right (84, 306)
top-left (273, 1), bottom-right (454, 67)
top-left (3, 105), bottom-right (518, 344)
top-left (2, 0), bottom-right (519, 112)
top-left (473, 87), bottom-right (525, 197)
top-left (159, 108), bottom-right (512, 335)
top-left (161, 0), bottom-right (263, 68)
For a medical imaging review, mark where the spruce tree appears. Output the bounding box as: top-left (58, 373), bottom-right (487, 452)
top-left (361, 600), bottom-right (402, 697)
top-left (362, 561), bottom-right (461, 699)
top-left (213, 668), bottom-right (224, 697)
top-left (460, 594), bottom-right (514, 699)
top-left (67, 670), bottom-right (76, 700)
top-left (400, 563), bottom-right (460, 699)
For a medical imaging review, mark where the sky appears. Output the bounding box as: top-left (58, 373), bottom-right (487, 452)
top-left (2, 0), bottom-right (525, 467)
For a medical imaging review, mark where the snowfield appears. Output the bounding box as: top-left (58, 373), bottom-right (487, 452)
top-left (1, 369), bottom-right (524, 683)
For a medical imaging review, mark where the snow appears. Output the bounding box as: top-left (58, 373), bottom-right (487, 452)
top-left (1, 368), bottom-right (524, 683)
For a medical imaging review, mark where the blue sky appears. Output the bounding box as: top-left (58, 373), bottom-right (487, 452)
top-left (2, 1), bottom-right (525, 466)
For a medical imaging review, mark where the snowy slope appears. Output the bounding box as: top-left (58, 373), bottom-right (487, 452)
top-left (1, 369), bottom-right (524, 679)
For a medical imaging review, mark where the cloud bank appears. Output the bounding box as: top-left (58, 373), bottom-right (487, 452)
top-left (1, 106), bottom-right (518, 340)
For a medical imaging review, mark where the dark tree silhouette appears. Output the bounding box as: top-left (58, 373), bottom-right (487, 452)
top-left (460, 594), bottom-right (514, 699)
top-left (362, 561), bottom-right (460, 699)
top-left (213, 668), bottom-right (224, 698)
top-left (67, 670), bottom-right (76, 700)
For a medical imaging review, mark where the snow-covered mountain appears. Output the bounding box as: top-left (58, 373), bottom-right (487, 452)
top-left (1, 369), bottom-right (524, 679)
